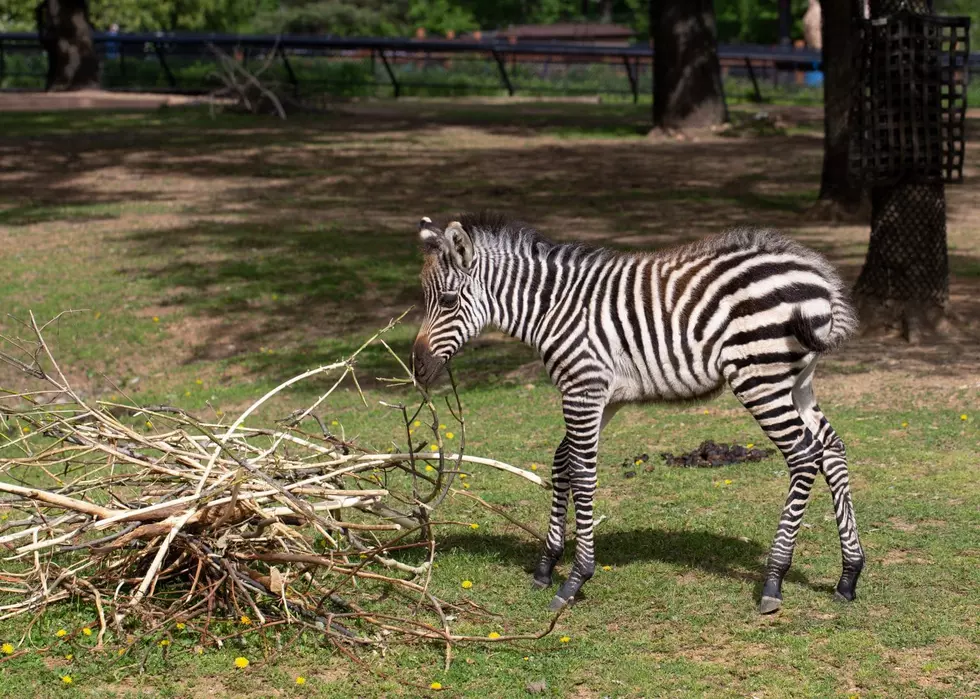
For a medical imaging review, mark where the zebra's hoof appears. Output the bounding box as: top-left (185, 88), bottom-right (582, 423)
top-left (548, 595), bottom-right (570, 611)
top-left (531, 578), bottom-right (551, 591)
top-left (758, 596), bottom-right (782, 614)
top-left (833, 589), bottom-right (856, 603)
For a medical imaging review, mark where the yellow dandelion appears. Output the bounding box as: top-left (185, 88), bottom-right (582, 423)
top-left (195, 378), bottom-right (203, 385)
top-left (703, 410), bottom-right (710, 415)
top-left (152, 316), bottom-right (160, 323)
top-left (425, 464), bottom-right (435, 472)
top-left (1, 643), bottom-right (13, 655)
top-left (439, 424), bottom-right (447, 430)
top-left (430, 682), bottom-right (443, 691)
top-left (64, 654), bottom-right (73, 660)
top-left (184, 390), bottom-right (191, 397)
top-left (470, 523), bottom-right (479, 530)
top-left (145, 420), bottom-right (153, 429)
top-left (602, 565), bottom-right (612, 571)
top-left (82, 627), bottom-right (92, 636)
top-left (961, 414), bottom-right (968, 421)
top-left (176, 622), bottom-right (186, 630)
top-left (429, 445), bottom-right (439, 452)
top-left (195, 646), bottom-right (204, 655)
top-left (296, 676), bottom-right (306, 685)
top-left (463, 483), bottom-right (470, 489)
top-left (331, 420), bottom-right (339, 426)
top-left (523, 656), bottom-right (529, 661)
top-left (634, 460), bottom-right (642, 466)
top-left (459, 473), bottom-right (468, 479)
top-left (240, 615), bottom-right (252, 625)
top-left (901, 421), bottom-right (909, 428)
top-left (94, 311), bottom-right (101, 319)
top-left (559, 636), bottom-right (570, 643)
top-left (724, 479), bottom-right (733, 485)
top-left (445, 432), bottom-right (454, 439)
top-left (461, 580), bottom-right (473, 589)
top-left (159, 639), bottom-right (170, 647)
top-left (117, 648), bottom-right (125, 656)
top-left (746, 443), bottom-right (755, 449)
top-left (487, 632), bottom-right (500, 639)
top-left (234, 656), bottom-right (249, 669)
top-left (530, 464), bottom-right (538, 471)
top-left (55, 629), bottom-right (67, 638)
top-left (61, 676), bottom-right (73, 685)
top-left (414, 421), bottom-right (422, 427)
top-left (22, 426), bottom-right (30, 434)
top-left (216, 410), bottom-right (223, 417)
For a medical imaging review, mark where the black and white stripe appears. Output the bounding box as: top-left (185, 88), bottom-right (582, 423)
top-left (412, 213), bottom-right (865, 613)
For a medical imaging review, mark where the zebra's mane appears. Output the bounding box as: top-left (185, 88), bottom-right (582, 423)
top-left (455, 212), bottom-right (558, 253)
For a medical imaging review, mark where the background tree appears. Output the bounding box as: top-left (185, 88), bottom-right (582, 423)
top-left (815, 0), bottom-right (865, 215)
top-left (651, 0), bottom-right (728, 131)
top-left (36, 0), bottom-right (100, 90)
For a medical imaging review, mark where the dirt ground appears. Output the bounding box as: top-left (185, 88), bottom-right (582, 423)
top-left (0, 96), bottom-right (977, 409)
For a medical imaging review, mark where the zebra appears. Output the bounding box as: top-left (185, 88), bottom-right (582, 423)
top-left (411, 212), bottom-right (865, 614)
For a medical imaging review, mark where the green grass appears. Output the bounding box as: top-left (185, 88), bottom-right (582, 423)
top-left (1, 102), bottom-right (978, 698)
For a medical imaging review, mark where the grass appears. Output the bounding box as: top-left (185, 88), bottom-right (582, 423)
top-left (1, 100), bottom-right (978, 698)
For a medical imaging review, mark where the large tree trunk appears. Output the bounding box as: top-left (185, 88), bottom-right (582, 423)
top-left (36, 0), bottom-right (100, 91)
top-left (853, 0), bottom-right (950, 339)
top-left (651, 0), bottom-right (728, 131)
top-left (816, 0), bottom-right (865, 213)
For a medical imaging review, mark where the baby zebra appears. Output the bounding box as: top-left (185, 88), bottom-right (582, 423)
top-left (411, 213), bottom-right (864, 614)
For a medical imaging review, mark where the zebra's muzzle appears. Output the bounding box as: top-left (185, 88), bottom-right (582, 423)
top-left (412, 336), bottom-right (445, 388)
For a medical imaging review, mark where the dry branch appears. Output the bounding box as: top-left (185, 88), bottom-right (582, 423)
top-left (0, 313), bottom-right (556, 667)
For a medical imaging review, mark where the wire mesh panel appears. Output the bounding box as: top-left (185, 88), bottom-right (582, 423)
top-left (851, 9), bottom-right (970, 184)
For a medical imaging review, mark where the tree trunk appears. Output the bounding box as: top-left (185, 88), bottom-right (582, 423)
top-left (853, 0), bottom-right (949, 339)
top-left (651, 0), bottom-right (728, 131)
top-left (35, 0), bottom-right (100, 91)
top-left (816, 0), bottom-right (864, 213)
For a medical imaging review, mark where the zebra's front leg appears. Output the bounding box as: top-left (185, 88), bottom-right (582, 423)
top-left (549, 395), bottom-right (603, 610)
top-left (533, 436), bottom-right (571, 589)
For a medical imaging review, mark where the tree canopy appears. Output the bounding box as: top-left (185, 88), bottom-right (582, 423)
top-left (3, 0), bottom-right (975, 44)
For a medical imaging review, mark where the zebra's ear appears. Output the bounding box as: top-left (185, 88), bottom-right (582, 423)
top-left (418, 216), bottom-right (443, 253)
top-left (445, 221), bottom-right (474, 269)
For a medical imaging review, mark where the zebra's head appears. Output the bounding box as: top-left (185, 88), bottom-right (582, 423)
top-left (412, 217), bottom-right (488, 387)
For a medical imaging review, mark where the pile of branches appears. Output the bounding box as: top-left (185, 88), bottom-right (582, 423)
top-left (0, 312), bottom-right (554, 669)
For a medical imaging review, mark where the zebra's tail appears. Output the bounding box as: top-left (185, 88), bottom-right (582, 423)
top-left (791, 292), bottom-right (859, 354)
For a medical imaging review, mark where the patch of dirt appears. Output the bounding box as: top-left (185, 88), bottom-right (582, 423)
top-left (661, 440), bottom-right (776, 468)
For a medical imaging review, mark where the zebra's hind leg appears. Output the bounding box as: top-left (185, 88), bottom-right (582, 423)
top-left (792, 361), bottom-right (865, 601)
top-left (726, 358), bottom-right (823, 614)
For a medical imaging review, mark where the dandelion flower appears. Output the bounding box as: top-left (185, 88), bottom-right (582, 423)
top-left (82, 627), bottom-right (92, 636)
top-left (425, 464), bottom-right (435, 472)
top-left (184, 391), bottom-right (191, 397)
top-left (901, 421), bottom-right (909, 428)
top-left (430, 682), bottom-right (443, 690)
top-left (94, 311), bottom-right (101, 319)
top-left (55, 629), bottom-right (67, 638)
top-left (216, 410), bottom-right (223, 417)
top-left (195, 378), bottom-right (203, 385)
top-left (463, 483), bottom-right (470, 489)
top-left (117, 649), bottom-right (125, 656)
top-left (487, 632), bottom-right (500, 639)
top-left (175, 623), bottom-right (185, 630)
top-left (65, 654), bottom-right (73, 660)
top-left (703, 410), bottom-right (710, 415)
top-left (234, 656), bottom-right (249, 669)
top-left (746, 443), bottom-right (755, 449)
top-left (459, 473), bottom-right (467, 479)
top-left (240, 615), bottom-right (252, 625)
top-left (461, 580), bottom-right (473, 589)
top-left (295, 676), bottom-right (306, 685)
top-left (470, 523), bottom-right (479, 530)
top-left (445, 432), bottom-right (454, 439)
top-left (145, 420), bottom-right (153, 429)
top-left (602, 565), bottom-right (612, 571)
top-left (724, 479), bottom-right (733, 485)
top-left (152, 316), bottom-right (160, 323)
top-left (530, 464), bottom-right (538, 471)
top-left (559, 636), bottom-right (570, 643)
top-left (1, 643), bottom-right (13, 655)
top-left (159, 639), bottom-right (170, 647)
top-left (61, 676), bottom-right (73, 685)
top-left (331, 420), bottom-right (339, 426)
top-left (22, 426), bottom-right (30, 434)
top-left (414, 421), bottom-right (421, 427)
top-left (961, 414), bottom-right (968, 421)
top-left (523, 656), bottom-right (530, 661)
top-left (430, 445), bottom-right (439, 452)
top-left (439, 424), bottom-right (446, 430)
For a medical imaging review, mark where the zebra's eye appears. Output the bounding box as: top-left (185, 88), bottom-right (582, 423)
top-left (438, 292), bottom-right (458, 308)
